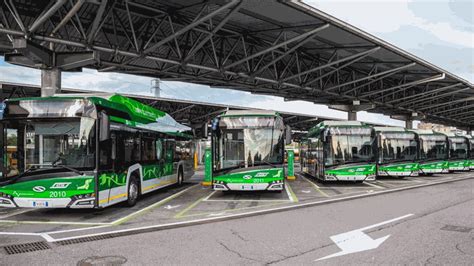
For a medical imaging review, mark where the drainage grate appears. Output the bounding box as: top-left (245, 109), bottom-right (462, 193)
top-left (4, 241), bottom-right (51, 255)
top-left (441, 225), bottom-right (472, 233)
top-left (56, 234), bottom-right (115, 246)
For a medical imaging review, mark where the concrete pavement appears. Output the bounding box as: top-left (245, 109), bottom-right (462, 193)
top-left (0, 175), bottom-right (472, 265)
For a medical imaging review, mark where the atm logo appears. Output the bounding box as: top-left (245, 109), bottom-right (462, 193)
top-left (32, 186), bottom-right (46, 193)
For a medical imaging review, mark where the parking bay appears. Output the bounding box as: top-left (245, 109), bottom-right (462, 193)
top-left (0, 171), bottom-right (471, 245)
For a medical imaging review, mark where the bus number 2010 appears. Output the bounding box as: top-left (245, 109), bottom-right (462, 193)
top-left (49, 191), bottom-right (67, 198)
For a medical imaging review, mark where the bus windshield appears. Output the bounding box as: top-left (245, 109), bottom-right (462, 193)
top-left (1, 118), bottom-right (96, 178)
top-left (214, 116), bottom-right (284, 171)
top-left (380, 133), bottom-right (417, 163)
top-left (325, 131), bottom-right (375, 166)
top-left (449, 137), bottom-right (468, 160)
top-left (419, 135), bottom-right (448, 161)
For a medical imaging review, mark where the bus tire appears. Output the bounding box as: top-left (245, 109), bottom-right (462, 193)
top-left (126, 175), bottom-right (139, 207)
top-left (177, 167), bottom-right (184, 186)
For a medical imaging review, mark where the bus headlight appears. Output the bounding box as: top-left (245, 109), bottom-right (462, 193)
top-left (0, 192), bottom-right (13, 199)
top-left (69, 193), bottom-right (96, 208)
top-left (72, 193), bottom-right (95, 200)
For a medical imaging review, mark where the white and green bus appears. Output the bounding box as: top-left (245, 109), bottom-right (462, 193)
top-left (466, 135), bottom-right (474, 170)
top-left (0, 93), bottom-right (193, 208)
top-left (374, 127), bottom-right (419, 177)
top-left (300, 121), bottom-right (377, 182)
top-left (443, 132), bottom-right (470, 172)
top-left (410, 129), bottom-right (449, 175)
top-left (210, 110), bottom-right (287, 191)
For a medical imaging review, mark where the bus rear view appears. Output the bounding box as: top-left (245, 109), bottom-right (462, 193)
top-left (211, 110), bottom-right (286, 191)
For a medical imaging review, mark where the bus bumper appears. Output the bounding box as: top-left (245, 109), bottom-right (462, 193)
top-left (0, 196), bottom-right (96, 208)
top-left (325, 174), bottom-right (376, 181)
top-left (213, 181), bottom-right (284, 191)
top-left (419, 168), bottom-right (444, 174)
top-left (449, 166), bottom-right (469, 171)
top-left (378, 171), bottom-right (418, 177)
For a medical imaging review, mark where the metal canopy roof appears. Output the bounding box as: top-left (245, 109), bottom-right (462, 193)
top-left (0, 0), bottom-right (472, 128)
top-left (0, 81), bottom-right (344, 138)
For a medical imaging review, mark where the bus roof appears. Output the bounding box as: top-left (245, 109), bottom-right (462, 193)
top-left (373, 126), bottom-right (408, 133)
top-left (221, 109), bottom-right (280, 117)
top-left (6, 93), bottom-right (191, 134)
top-left (318, 120), bottom-right (366, 127)
top-left (439, 131), bottom-right (469, 139)
top-left (409, 129), bottom-right (441, 135)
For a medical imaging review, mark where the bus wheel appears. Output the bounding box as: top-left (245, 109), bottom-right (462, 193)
top-left (126, 176), bottom-right (139, 207)
top-left (177, 168), bottom-right (184, 186)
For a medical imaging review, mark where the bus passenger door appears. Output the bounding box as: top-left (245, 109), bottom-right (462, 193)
top-left (164, 139), bottom-right (177, 181)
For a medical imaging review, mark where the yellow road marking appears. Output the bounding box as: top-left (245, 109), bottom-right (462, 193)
top-left (112, 185), bottom-right (197, 225)
top-left (174, 193), bottom-right (211, 219)
top-left (300, 175), bottom-right (329, 197)
top-left (285, 183), bottom-right (299, 203)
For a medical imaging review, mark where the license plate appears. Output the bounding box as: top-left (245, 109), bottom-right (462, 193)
top-left (241, 185), bottom-right (255, 190)
top-left (391, 172), bottom-right (409, 176)
top-left (32, 201), bottom-right (49, 207)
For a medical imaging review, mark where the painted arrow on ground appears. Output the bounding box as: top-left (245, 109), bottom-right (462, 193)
top-left (316, 213), bottom-right (414, 261)
top-left (164, 205), bottom-right (180, 210)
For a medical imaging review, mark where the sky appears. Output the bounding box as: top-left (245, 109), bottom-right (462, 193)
top-left (0, 0), bottom-right (472, 127)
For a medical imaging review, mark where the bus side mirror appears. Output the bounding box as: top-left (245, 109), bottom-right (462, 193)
top-left (285, 126), bottom-right (292, 144)
top-left (99, 112), bottom-right (110, 141)
top-left (201, 123), bottom-right (209, 139)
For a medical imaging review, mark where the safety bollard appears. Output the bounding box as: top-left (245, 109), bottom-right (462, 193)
top-left (194, 151), bottom-right (198, 170)
top-left (201, 148), bottom-right (212, 186)
top-left (287, 149), bottom-right (296, 180)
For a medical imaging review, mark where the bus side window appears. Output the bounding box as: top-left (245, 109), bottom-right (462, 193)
top-left (165, 140), bottom-right (175, 162)
top-left (141, 136), bottom-right (156, 162)
top-left (99, 132), bottom-right (114, 170)
top-left (156, 139), bottom-right (163, 161)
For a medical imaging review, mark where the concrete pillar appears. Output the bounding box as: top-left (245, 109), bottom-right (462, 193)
top-left (329, 103), bottom-right (374, 122)
top-left (348, 111), bottom-right (357, 121)
top-left (41, 68), bottom-right (61, 97)
top-left (405, 119), bottom-right (413, 130)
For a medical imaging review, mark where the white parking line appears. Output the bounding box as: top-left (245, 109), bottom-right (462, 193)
top-left (363, 181), bottom-right (384, 189)
top-left (0, 209), bottom-right (33, 219)
top-left (0, 220), bottom-right (111, 226)
top-left (0, 175), bottom-right (471, 243)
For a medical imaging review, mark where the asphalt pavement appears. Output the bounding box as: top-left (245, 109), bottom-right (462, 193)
top-left (0, 175), bottom-right (472, 265)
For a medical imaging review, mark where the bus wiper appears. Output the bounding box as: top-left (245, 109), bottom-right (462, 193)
top-left (257, 161), bottom-right (278, 168)
top-left (0, 167), bottom-right (36, 186)
top-left (52, 164), bottom-right (84, 176)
